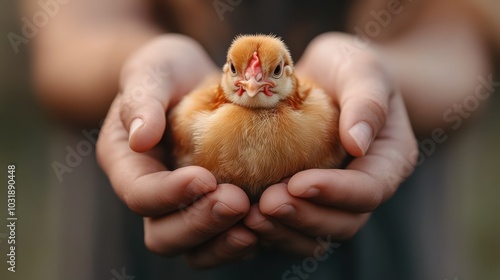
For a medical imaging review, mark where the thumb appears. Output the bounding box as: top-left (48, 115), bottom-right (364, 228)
top-left (118, 63), bottom-right (171, 153)
top-left (117, 35), bottom-right (219, 152)
top-left (338, 66), bottom-right (392, 157)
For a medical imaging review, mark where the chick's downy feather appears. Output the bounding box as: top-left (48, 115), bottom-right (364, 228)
top-left (169, 34), bottom-right (345, 199)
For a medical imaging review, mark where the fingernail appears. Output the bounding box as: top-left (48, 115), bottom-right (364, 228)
top-left (249, 216), bottom-right (274, 231)
top-left (271, 204), bottom-right (296, 218)
top-left (129, 118), bottom-right (144, 140)
top-left (212, 202), bottom-right (241, 220)
top-left (226, 236), bottom-right (253, 250)
top-left (348, 122), bottom-right (372, 155)
top-left (186, 178), bottom-right (216, 197)
top-left (226, 236), bottom-right (257, 259)
top-left (259, 219), bottom-right (275, 231)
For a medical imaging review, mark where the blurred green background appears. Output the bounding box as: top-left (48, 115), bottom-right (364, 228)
top-left (0, 1), bottom-right (59, 279)
top-left (0, 1), bottom-right (499, 280)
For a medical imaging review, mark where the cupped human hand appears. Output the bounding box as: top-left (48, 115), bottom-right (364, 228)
top-left (245, 32), bottom-right (418, 255)
top-left (97, 35), bottom-right (257, 268)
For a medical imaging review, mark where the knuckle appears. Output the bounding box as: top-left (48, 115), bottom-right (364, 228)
top-left (364, 96), bottom-right (389, 128)
top-left (365, 96), bottom-right (389, 116)
top-left (118, 97), bottom-right (134, 123)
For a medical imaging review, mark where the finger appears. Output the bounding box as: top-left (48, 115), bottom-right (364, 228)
top-left (244, 205), bottom-right (321, 256)
top-left (295, 33), bottom-right (392, 156)
top-left (125, 166), bottom-right (218, 216)
top-left (336, 53), bottom-right (393, 157)
top-left (144, 184), bottom-right (250, 257)
top-left (97, 98), bottom-right (217, 216)
top-left (185, 225), bottom-right (257, 269)
top-left (287, 169), bottom-right (382, 212)
top-left (119, 35), bottom-right (218, 152)
top-left (258, 184), bottom-right (370, 240)
top-left (287, 95), bottom-right (417, 212)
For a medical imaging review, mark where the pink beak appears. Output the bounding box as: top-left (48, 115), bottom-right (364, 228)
top-left (236, 52), bottom-right (274, 97)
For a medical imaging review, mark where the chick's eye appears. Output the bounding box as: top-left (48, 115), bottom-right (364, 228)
top-left (273, 62), bottom-right (283, 78)
top-left (230, 62), bottom-right (236, 74)
top-left (274, 65), bottom-right (281, 75)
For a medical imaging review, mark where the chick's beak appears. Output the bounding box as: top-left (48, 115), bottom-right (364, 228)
top-left (240, 74), bottom-right (265, 97)
top-left (236, 52), bottom-right (274, 97)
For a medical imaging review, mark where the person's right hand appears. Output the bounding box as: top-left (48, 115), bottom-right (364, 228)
top-left (96, 35), bottom-right (257, 269)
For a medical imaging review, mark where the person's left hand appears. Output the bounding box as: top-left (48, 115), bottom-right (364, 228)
top-left (244, 32), bottom-right (418, 255)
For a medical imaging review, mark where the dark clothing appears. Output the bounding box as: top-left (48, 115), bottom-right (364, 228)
top-left (161, 0), bottom-right (350, 65)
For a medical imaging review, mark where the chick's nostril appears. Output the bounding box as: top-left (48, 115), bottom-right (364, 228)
top-left (256, 73), bottom-right (263, 81)
top-left (244, 72), bottom-right (263, 81)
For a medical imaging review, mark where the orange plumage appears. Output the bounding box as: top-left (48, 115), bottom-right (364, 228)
top-left (169, 35), bottom-right (345, 199)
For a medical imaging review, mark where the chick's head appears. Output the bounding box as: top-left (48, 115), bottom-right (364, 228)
top-left (221, 35), bottom-right (295, 108)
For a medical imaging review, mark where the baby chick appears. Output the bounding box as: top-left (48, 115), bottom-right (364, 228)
top-left (169, 34), bottom-right (345, 199)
